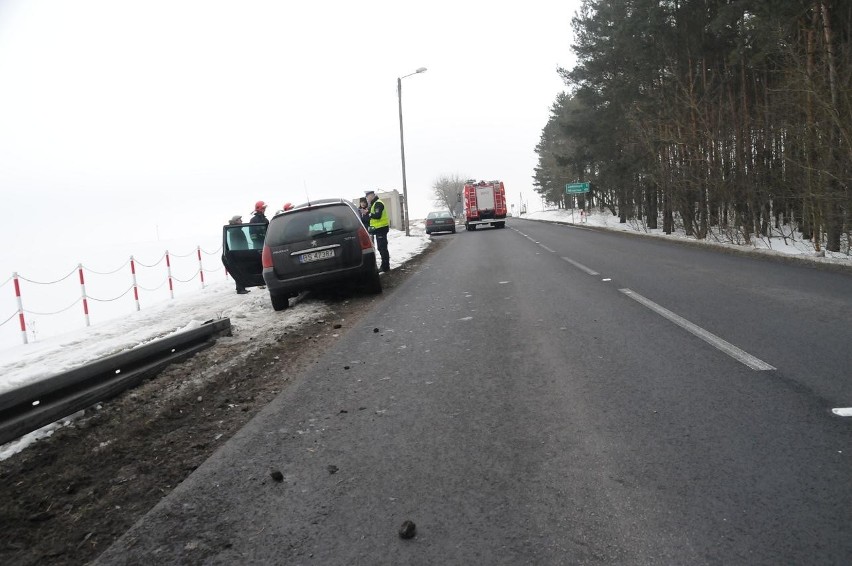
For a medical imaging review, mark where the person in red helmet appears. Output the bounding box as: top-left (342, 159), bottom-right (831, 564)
top-left (283, 202), bottom-right (294, 211)
top-left (251, 200), bottom-right (268, 221)
top-left (249, 201), bottom-right (268, 248)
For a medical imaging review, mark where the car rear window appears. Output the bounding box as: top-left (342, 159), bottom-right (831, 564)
top-left (266, 205), bottom-right (360, 246)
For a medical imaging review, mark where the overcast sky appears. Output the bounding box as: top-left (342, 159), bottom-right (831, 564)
top-left (0, 0), bottom-right (579, 272)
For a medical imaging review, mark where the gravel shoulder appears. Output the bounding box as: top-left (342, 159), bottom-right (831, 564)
top-left (0, 240), bottom-right (445, 566)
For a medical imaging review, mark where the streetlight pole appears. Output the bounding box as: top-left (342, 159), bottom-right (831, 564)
top-left (397, 66), bottom-right (427, 236)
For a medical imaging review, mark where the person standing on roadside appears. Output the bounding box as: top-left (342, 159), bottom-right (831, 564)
top-left (227, 215), bottom-right (250, 294)
top-left (358, 197), bottom-right (371, 230)
top-left (248, 200), bottom-right (268, 248)
top-left (365, 190), bottom-right (390, 272)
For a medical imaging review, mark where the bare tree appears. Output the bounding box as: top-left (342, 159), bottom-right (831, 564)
top-left (431, 174), bottom-right (468, 216)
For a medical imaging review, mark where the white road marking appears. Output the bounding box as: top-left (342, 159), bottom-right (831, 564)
top-left (561, 257), bottom-right (599, 276)
top-left (619, 288), bottom-right (776, 371)
top-left (832, 408), bottom-right (852, 417)
top-left (602, 278), bottom-right (611, 282)
top-left (540, 245), bottom-right (556, 253)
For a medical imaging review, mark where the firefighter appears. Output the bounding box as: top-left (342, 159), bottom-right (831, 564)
top-left (248, 200), bottom-right (268, 248)
top-left (365, 190), bottom-right (390, 272)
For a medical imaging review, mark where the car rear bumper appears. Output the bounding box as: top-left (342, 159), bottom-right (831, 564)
top-left (262, 252), bottom-right (377, 295)
top-left (425, 223), bottom-right (456, 233)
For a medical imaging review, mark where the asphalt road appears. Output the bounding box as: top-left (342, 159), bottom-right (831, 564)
top-left (96, 220), bottom-right (852, 565)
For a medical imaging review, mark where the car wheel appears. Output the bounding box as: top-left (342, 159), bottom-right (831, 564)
top-left (270, 291), bottom-right (289, 311)
top-left (451, 227), bottom-right (456, 233)
top-left (467, 223), bottom-right (476, 231)
top-left (362, 266), bottom-right (382, 294)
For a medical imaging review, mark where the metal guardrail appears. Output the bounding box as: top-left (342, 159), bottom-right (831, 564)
top-left (0, 318), bottom-right (232, 446)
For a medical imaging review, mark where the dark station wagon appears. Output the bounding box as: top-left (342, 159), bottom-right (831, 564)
top-left (221, 199), bottom-right (381, 311)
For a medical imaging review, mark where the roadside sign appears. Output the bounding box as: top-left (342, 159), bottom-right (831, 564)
top-left (566, 182), bottom-right (590, 194)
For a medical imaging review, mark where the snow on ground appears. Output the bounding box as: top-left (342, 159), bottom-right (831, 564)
top-left (0, 227), bottom-right (431, 394)
top-left (0, 226), bottom-right (430, 460)
top-left (523, 208), bottom-right (851, 266)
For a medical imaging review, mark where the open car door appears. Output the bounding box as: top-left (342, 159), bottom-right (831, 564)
top-left (221, 223), bottom-right (266, 289)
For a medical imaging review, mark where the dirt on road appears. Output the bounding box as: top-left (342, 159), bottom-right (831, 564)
top-left (0, 240), bottom-right (442, 566)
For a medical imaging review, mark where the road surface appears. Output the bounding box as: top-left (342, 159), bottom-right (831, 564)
top-left (96, 219), bottom-right (852, 565)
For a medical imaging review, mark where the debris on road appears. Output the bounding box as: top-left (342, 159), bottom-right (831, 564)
top-left (398, 520), bottom-right (416, 539)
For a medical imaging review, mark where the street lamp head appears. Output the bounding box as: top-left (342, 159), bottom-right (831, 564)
top-left (400, 67), bottom-right (428, 80)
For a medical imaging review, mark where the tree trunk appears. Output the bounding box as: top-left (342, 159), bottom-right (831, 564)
top-left (646, 181), bottom-right (658, 229)
top-left (821, 1), bottom-right (842, 252)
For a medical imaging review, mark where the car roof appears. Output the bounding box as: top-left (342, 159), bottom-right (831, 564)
top-left (294, 198), bottom-right (348, 208)
top-left (270, 198), bottom-right (355, 220)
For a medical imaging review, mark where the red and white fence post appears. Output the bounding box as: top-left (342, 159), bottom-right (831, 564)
top-left (78, 263), bottom-right (90, 327)
top-left (77, 263), bottom-right (91, 326)
top-left (197, 246), bottom-right (205, 289)
top-left (13, 272), bottom-right (28, 345)
top-left (130, 256), bottom-right (140, 312)
top-left (166, 251), bottom-right (175, 299)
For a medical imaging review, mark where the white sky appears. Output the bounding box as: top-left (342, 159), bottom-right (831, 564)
top-left (0, 0), bottom-right (579, 266)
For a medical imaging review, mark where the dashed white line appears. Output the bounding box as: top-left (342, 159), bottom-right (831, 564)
top-left (540, 245), bottom-right (556, 253)
top-left (619, 288), bottom-right (776, 371)
top-left (832, 408), bottom-right (852, 417)
top-left (561, 257), bottom-right (599, 276)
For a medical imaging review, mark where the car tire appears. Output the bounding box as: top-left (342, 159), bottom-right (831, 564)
top-left (451, 227), bottom-right (456, 233)
top-left (363, 266), bottom-right (382, 294)
top-left (467, 223), bottom-right (476, 231)
top-left (270, 291), bottom-right (290, 311)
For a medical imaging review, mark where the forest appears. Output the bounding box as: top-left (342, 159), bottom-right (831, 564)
top-left (534, 0), bottom-right (850, 252)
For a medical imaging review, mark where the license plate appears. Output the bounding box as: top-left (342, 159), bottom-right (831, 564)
top-left (299, 249), bottom-right (335, 263)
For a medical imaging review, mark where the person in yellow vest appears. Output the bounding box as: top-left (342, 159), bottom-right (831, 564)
top-left (365, 190), bottom-right (390, 272)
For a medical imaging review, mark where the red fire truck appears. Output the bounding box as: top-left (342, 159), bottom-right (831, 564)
top-left (463, 180), bottom-right (508, 231)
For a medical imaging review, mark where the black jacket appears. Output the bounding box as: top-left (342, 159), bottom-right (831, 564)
top-left (248, 211), bottom-right (268, 246)
top-left (249, 211), bottom-right (268, 225)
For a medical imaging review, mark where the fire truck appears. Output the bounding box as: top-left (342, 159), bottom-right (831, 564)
top-left (463, 180), bottom-right (508, 231)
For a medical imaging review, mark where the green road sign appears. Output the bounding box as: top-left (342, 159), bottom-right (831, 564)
top-left (566, 182), bottom-right (590, 194)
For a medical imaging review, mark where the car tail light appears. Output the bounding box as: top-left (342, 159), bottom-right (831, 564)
top-left (425, 219), bottom-right (434, 226)
top-left (261, 245), bottom-right (273, 268)
top-left (357, 227), bottom-right (373, 250)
